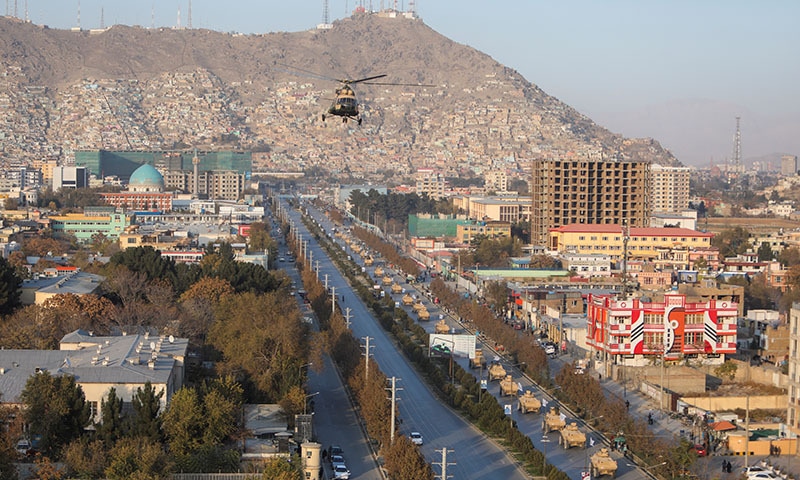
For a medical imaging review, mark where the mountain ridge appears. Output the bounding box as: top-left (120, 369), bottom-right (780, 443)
top-left (0, 13), bottom-right (682, 181)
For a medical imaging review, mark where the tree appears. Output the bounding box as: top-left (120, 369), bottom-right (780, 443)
top-left (161, 388), bottom-right (204, 458)
top-left (257, 457), bottom-right (302, 480)
top-left (757, 242), bottom-right (774, 262)
top-left (63, 438), bottom-right (107, 480)
top-left (105, 436), bottom-right (171, 480)
top-left (20, 371), bottom-right (92, 457)
top-left (0, 255), bottom-right (22, 315)
top-left (96, 387), bottom-right (124, 446)
top-left (383, 434), bottom-right (434, 480)
top-left (128, 382), bottom-right (164, 443)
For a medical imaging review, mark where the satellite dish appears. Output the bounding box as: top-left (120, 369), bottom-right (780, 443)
top-left (169, 335), bottom-right (175, 344)
top-left (150, 342), bottom-right (156, 351)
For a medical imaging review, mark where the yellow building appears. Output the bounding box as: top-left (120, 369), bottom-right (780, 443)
top-left (455, 221), bottom-right (511, 244)
top-left (548, 224), bottom-right (713, 262)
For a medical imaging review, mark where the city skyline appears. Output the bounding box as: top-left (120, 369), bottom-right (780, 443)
top-left (9, 1), bottom-right (800, 167)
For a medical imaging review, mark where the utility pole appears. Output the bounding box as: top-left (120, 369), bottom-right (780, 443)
top-left (386, 377), bottom-right (402, 443)
top-left (433, 448), bottom-right (456, 480)
top-left (745, 395), bottom-right (750, 469)
top-left (361, 336), bottom-right (374, 382)
top-left (315, 260), bottom-right (320, 276)
top-left (344, 308), bottom-right (353, 329)
top-left (331, 286), bottom-right (336, 316)
top-left (324, 274), bottom-right (329, 290)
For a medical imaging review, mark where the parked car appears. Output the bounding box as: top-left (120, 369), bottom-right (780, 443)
top-left (410, 432), bottom-right (424, 445)
top-left (544, 343), bottom-right (556, 355)
top-left (328, 445), bottom-right (343, 457)
top-left (747, 473), bottom-right (778, 480)
top-left (333, 464), bottom-right (351, 479)
top-left (330, 454), bottom-right (346, 469)
top-left (691, 444), bottom-right (707, 456)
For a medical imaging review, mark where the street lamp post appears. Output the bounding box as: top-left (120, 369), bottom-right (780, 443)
top-left (299, 362), bottom-right (313, 381)
top-left (304, 391), bottom-right (319, 415)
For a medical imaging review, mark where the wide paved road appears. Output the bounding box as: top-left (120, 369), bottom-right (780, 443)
top-left (287, 200), bottom-right (530, 480)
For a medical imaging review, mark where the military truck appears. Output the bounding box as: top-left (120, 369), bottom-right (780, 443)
top-left (499, 375), bottom-right (518, 396)
top-left (487, 362), bottom-right (507, 381)
top-left (402, 294), bottom-right (414, 306)
top-left (541, 407), bottom-right (566, 434)
top-left (434, 319), bottom-right (450, 334)
top-left (558, 422), bottom-right (586, 449)
top-left (374, 266), bottom-right (384, 277)
top-left (590, 448), bottom-right (618, 478)
top-left (391, 283), bottom-right (403, 294)
top-left (517, 391), bottom-right (541, 414)
top-left (417, 308), bottom-right (431, 321)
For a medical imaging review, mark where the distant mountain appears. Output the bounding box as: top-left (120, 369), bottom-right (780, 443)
top-left (0, 13), bottom-right (682, 180)
top-left (591, 99), bottom-right (800, 168)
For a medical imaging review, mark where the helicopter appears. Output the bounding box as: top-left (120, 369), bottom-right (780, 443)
top-left (276, 64), bottom-right (433, 125)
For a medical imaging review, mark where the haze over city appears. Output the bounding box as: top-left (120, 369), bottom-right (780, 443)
top-left (9, 0), bottom-right (800, 167)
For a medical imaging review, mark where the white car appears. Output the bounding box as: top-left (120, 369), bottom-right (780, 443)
top-left (410, 432), bottom-right (423, 445)
top-left (333, 464), bottom-right (351, 479)
top-left (330, 454), bottom-right (346, 469)
top-left (747, 472), bottom-right (778, 480)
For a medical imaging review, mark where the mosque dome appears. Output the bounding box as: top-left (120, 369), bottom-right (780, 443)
top-left (128, 164), bottom-right (164, 192)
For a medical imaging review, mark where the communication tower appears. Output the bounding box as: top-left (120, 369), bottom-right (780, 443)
top-left (188, 0), bottom-right (192, 29)
top-left (732, 116), bottom-right (742, 173)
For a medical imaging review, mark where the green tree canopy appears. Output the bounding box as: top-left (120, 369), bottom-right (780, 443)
top-left (20, 371), bottom-right (91, 457)
top-left (127, 381), bottom-right (164, 443)
top-left (0, 255), bottom-right (22, 315)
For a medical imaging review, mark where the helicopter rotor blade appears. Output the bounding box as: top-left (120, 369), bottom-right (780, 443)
top-left (361, 81), bottom-right (436, 87)
top-left (343, 74), bottom-right (388, 85)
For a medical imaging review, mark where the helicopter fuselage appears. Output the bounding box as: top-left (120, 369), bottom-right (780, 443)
top-left (327, 86), bottom-right (359, 118)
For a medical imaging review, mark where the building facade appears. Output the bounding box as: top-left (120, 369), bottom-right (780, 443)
top-left (530, 158), bottom-right (650, 247)
top-left (455, 221), bottom-right (511, 243)
top-left (415, 168), bottom-right (447, 199)
top-left (781, 155), bottom-right (798, 176)
top-left (788, 303), bottom-right (800, 432)
top-left (586, 293), bottom-right (738, 367)
top-left (649, 164), bottom-right (691, 213)
top-left (548, 224), bottom-right (714, 265)
top-left (49, 210), bottom-right (133, 243)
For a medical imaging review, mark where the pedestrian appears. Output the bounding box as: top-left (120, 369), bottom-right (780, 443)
top-left (726, 462), bottom-right (732, 473)
top-left (625, 400), bottom-right (630, 411)
top-left (721, 459), bottom-right (726, 473)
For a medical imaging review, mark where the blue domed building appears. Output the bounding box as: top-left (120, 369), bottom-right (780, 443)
top-left (128, 164), bottom-right (165, 193)
top-left (99, 163), bottom-right (173, 212)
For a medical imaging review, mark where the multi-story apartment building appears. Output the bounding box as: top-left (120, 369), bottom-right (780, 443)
top-left (649, 164), bottom-right (691, 213)
top-left (788, 303), bottom-right (800, 433)
top-left (484, 170), bottom-right (508, 193)
top-left (453, 195), bottom-right (531, 223)
top-left (162, 170), bottom-right (246, 201)
top-left (415, 168), bottom-right (447, 199)
top-left (586, 293), bottom-right (738, 367)
top-left (52, 166), bottom-right (89, 190)
top-left (530, 158), bottom-right (649, 247)
top-left (548, 224), bottom-right (714, 264)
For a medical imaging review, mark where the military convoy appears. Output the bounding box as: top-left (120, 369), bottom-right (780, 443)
top-left (402, 294), bottom-right (414, 306)
top-left (499, 375), bottom-right (518, 396)
top-left (541, 407), bottom-right (566, 434)
top-left (417, 308), bottom-right (430, 321)
top-left (469, 348), bottom-right (486, 369)
top-left (374, 266), bottom-right (384, 277)
top-left (434, 319), bottom-right (450, 334)
top-left (558, 422), bottom-right (586, 449)
top-left (391, 283), bottom-right (403, 294)
top-left (590, 448), bottom-right (618, 478)
top-left (382, 276), bottom-right (393, 285)
top-left (517, 391), bottom-right (541, 414)
top-left (487, 362), bottom-right (507, 381)
top-left (364, 256), bottom-right (374, 266)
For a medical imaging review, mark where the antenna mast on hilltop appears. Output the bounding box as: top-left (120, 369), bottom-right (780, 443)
top-left (176, 5), bottom-right (181, 29)
top-left (187, 0), bottom-right (192, 29)
top-left (76, 0), bottom-right (80, 29)
top-left (322, 0), bottom-right (329, 24)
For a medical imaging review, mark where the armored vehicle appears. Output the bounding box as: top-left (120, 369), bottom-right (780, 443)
top-left (590, 448), bottom-right (618, 478)
top-left (391, 283), bottom-right (403, 294)
top-left (382, 276), bottom-right (393, 285)
top-left (434, 319), bottom-right (450, 334)
top-left (542, 407), bottom-right (566, 434)
top-left (487, 362), bottom-right (507, 381)
top-left (402, 294), bottom-right (414, 305)
top-left (499, 375), bottom-right (518, 396)
top-left (558, 422), bottom-right (586, 449)
top-left (374, 266), bottom-right (384, 277)
top-left (469, 348), bottom-right (486, 369)
top-left (517, 391), bottom-right (541, 414)
top-left (417, 308), bottom-right (431, 321)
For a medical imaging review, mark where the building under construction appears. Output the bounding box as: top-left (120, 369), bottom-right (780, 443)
top-left (530, 158), bottom-right (650, 247)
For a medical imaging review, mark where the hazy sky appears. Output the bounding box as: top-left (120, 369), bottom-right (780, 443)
top-left (14, 1), bottom-right (800, 166)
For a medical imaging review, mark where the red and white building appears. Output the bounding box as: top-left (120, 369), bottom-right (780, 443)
top-left (586, 293), bottom-right (738, 366)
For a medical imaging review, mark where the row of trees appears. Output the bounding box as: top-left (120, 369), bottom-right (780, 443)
top-left (347, 188), bottom-right (451, 230)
